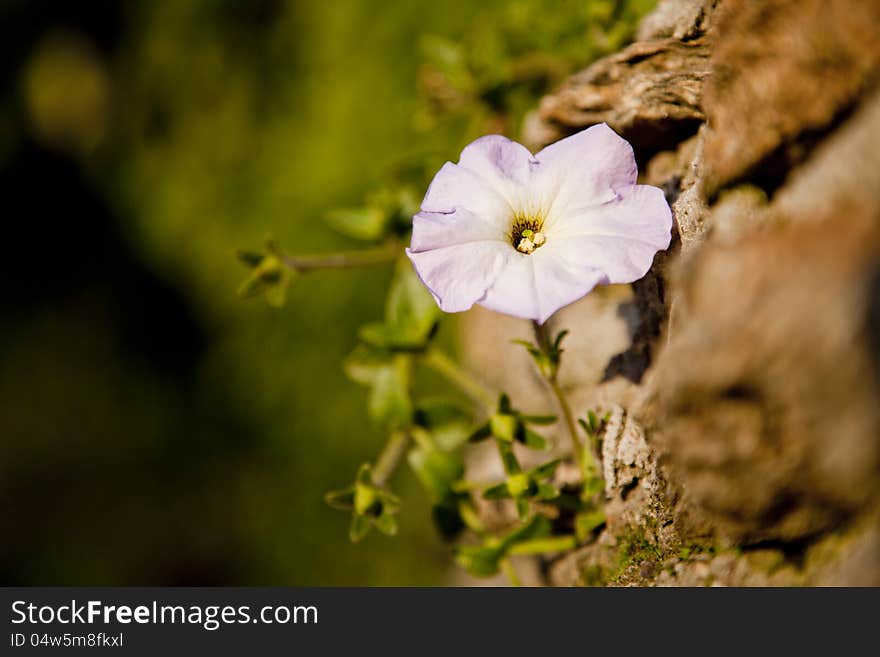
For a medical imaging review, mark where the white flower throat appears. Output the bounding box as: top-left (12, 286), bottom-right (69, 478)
top-left (509, 210), bottom-right (547, 255)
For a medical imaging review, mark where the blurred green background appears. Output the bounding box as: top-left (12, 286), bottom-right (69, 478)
top-left (0, 0), bottom-right (652, 585)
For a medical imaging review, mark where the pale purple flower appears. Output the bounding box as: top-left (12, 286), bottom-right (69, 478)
top-left (406, 123), bottom-right (672, 323)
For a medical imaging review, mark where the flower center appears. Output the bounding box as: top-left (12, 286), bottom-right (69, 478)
top-left (509, 212), bottom-right (546, 255)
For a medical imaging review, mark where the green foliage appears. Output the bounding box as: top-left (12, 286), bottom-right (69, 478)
top-left (416, 0), bottom-right (657, 140)
top-left (11, 0), bottom-right (656, 587)
top-left (514, 329), bottom-right (568, 381)
top-left (325, 464), bottom-right (402, 543)
top-left (413, 399), bottom-right (472, 451)
top-left (575, 508), bottom-right (607, 543)
top-left (326, 187), bottom-right (420, 242)
top-left (236, 238), bottom-right (296, 308)
top-left (482, 458), bottom-right (561, 520)
top-left (228, 0), bottom-right (657, 583)
top-left (407, 441), bottom-right (469, 540)
top-left (359, 259), bottom-right (440, 351)
top-left (578, 408), bottom-right (611, 497)
top-left (469, 393), bottom-right (555, 452)
top-left (455, 514), bottom-right (554, 578)
top-left (345, 346), bottom-right (414, 430)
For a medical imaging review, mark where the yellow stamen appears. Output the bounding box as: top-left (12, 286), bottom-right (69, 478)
top-left (517, 237), bottom-right (536, 254)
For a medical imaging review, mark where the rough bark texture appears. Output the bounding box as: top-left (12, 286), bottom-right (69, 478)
top-left (460, 0), bottom-right (880, 586)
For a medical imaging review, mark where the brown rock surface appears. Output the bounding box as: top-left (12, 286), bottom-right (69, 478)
top-left (655, 218), bottom-right (880, 544)
top-left (464, 0), bottom-right (880, 585)
top-left (702, 0), bottom-right (880, 195)
top-left (535, 37), bottom-right (711, 152)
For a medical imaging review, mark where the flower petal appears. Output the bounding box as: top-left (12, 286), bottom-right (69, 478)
top-left (457, 135), bottom-right (536, 204)
top-left (409, 208), bottom-right (504, 253)
top-left (531, 250), bottom-right (607, 324)
top-left (406, 241), bottom-right (509, 313)
top-left (421, 161), bottom-right (510, 220)
top-left (535, 123), bottom-right (637, 219)
top-left (478, 249), bottom-right (607, 324)
top-left (550, 184), bottom-right (672, 284)
top-left (478, 253), bottom-right (540, 321)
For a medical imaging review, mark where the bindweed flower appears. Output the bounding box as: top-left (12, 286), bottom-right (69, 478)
top-left (406, 123), bottom-right (672, 323)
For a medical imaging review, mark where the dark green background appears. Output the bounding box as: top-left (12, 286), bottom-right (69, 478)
top-left (0, 0), bottom-right (652, 585)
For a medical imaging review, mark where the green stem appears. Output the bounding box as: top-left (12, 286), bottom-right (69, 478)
top-left (532, 321), bottom-right (585, 475)
top-left (508, 535), bottom-right (577, 556)
top-left (283, 240), bottom-right (399, 273)
top-left (496, 440), bottom-right (522, 475)
top-left (422, 348), bottom-right (496, 410)
top-left (458, 500), bottom-right (486, 535)
top-left (372, 430), bottom-right (410, 486)
top-left (409, 426), bottom-right (437, 452)
top-left (500, 558), bottom-right (522, 587)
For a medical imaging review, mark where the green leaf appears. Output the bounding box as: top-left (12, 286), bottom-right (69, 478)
top-left (587, 410), bottom-right (600, 434)
top-left (489, 413), bottom-right (517, 442)
top-left (515, 497), bottom-right (530, 520)
top-left (513, 339), bottom-right (553, 377)
top-left (581, 466), bottom-right (605, 498)
top-left (497, 393), bottom-right (513, 414)
top-left (407, 447), bottom-right (464, 505)
top-left (506, 472), bottom-right (533, 498)
top-left (377, 489), bottom-right (402, 514)
top-left (355, 260), bottom-right (439, 351)
top-left (236, 239), bottom-right (295, 307)
top-left (325, 206), bottom-right (388, 241)
top-left (455, 544), bottom-right (504, 577)
top-left (383, 260), bottom-right (440, 347)
top-left (324, 486), bottom-right (355, 510)
top-left (414, 399), bottom-right (472, 450)
top-left (481, 482), bottom-right (511, 500)
top-left (500, 514), bottom-right (553, 551)
top-left (553, 329), bottom-right (569, 351)
top-left (356, 463), bottom-right (373, 486)
top-left (521, 428), bottom-right (548, 451)
top-left (354, 481), bottom-right (380, 516)
top-left (263, 281), bottom-right (288, 308)
top-left (536, 482), bottom-right (560, 501)
top-left (237, 273), bottom-right (267, 299)
top-left (236, 262), bottom-right (293, 305)
top-left (467, 421), bottom-right (492, 443)
top-left (367, 356), bottom-right (413, 429)
top-left (236, 250), bottom-right (263, 268)
top-left (349, 514), bottom-right (371, 543)
top-left (521, 414), bottom-right (557, 425)
top-left (374, 512), bottom-right (398, 536)
top-left (575, 509), bottom-right (606, 542)
top-left (358, 323), bottom-right (417, 350)
top-left (530, 458), bottom-right (561, 480)
top-left (456, 516), bottom-right (556, 577)
top-left (343, 344), bottom-right (389, 385)
top-left (344, 349), bottom-right (414, 429)
top-left (414, 399), bottom-right (470, 428)
top-left (511, 339), bottom-right (541, 359)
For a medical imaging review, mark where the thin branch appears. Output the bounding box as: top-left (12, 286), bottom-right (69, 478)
top-left (508, 535), bottom-right (577, 556)
top-left (500, 558), bottom-right (522, 587)
top-left (533, 321), bottom-right (584, 474)
top-left (422, 348), bottom-right (497, 410)
top-left (372, 430), bottom-right (410, 487)
top-left (282, 240), bottom-right (400, 273)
